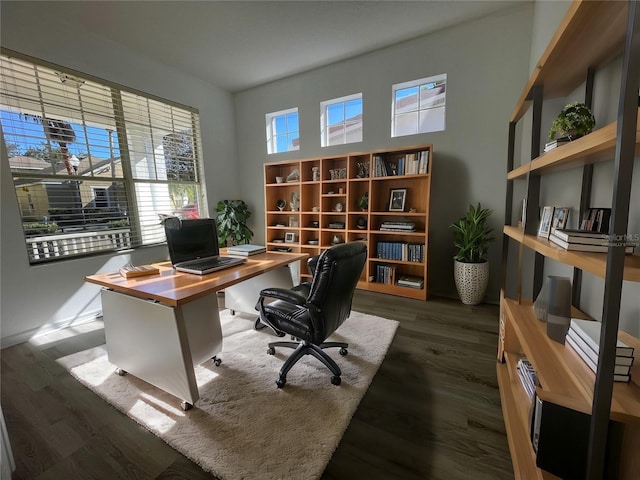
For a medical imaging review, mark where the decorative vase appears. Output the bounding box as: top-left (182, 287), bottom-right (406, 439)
top-left (453, 259), bottom-right (489, 305)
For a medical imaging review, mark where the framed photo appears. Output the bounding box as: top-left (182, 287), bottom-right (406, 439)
top-left (551, 207), bottom-right (569, 231)
top-left (389, 188), bottom-right (407, 212)
top-left (284, 232), bottom-right (298, 243)
top-left (537, 206), bottom-right (554, 238)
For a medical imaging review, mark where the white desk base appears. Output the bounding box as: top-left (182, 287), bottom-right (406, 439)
top-left (224, 265), bottom-right (294, 315)
top-left (101, 289), bottom-right (222, 408)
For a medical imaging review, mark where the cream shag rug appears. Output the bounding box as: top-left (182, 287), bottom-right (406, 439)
top-left (69, 310), bottom-right (398, 480)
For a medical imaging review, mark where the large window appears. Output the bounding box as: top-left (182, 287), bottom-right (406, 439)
top-left (392, 73), bottom-right (446, 137)
top-left (320, 93), bottom-right (363, 147)
top-left (1, 51), bottom-right (204, 264)
top-left (266, 108), bottom-right (299, 154)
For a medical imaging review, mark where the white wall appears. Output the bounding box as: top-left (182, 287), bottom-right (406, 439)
top-left (234, 4), bottom-right (534, 302)
top-left (0, 3), bottom-right (238, 346)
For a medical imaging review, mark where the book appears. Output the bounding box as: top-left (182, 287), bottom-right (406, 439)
top-left (550, 228), bottom-right (609, 242)
top-left (396, 275), bottom-right (424, 288)
top-left (570, 318), bottom-right (634, 357)
top-left (579, 207), bottom-right (611, 233)
top-left (549, 234), bottom-right (634, 253)
top-left (566, 335), bottom-right (631, 381)
top-left (119, 264), bottom-right (160, 278)
top-left (566, 329), bottom-right (632, 372)
top-left (226, 244), bottom-right (266, 256)
top-left (544, 138), bottom-right (571, 152)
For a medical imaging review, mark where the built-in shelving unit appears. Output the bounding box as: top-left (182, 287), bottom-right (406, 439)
top-left (499, 1), bottom-right (640, 478)
top-left (264, 144), bottom-right (432, 300)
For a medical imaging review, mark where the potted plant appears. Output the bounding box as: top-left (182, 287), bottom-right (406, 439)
top-left (449, 203), bottom-right (494, 305)
top-left (548, 101), bottom-right (596, 141)
top-left (357, 192), bottom-right (369, 211)
top-left (215, 199), bottom-right (253, 246)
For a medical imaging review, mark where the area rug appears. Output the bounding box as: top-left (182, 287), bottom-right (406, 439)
top-left (68, 310), bottom-right (398, 480)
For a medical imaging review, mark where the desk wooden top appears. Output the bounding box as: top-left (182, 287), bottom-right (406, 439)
top-left (85, 251), bottom-right (307, 307)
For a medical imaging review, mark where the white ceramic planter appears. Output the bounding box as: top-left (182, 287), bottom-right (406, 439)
top-left (454, 259), bottom-right (489, 305)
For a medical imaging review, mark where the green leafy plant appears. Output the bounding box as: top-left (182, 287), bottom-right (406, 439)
top-left (357, 192), bottom-right (369, 211)
top-left (23, 222), bottom-right (59, 236)
top-left (450, 203), bottom-right (494, 263)
top-left (548, 102), bottom-right (596, 140)
top-left (215, 199), bottom-right (253, 246)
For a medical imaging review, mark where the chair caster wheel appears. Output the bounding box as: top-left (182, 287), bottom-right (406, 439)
top-left (331, 376), bottom-right (342, 386)
top-left (267, 346), bottom-right (276, 355)
top-left (276, 377), bottom-right (286, 388)
top-left (339, 348), bottom-right (348, 356)
top-left (181, 401), bottom-right (193, 411)
top-left (230, 309), bottom-right (235, 315)
top-left (115, 368), bottom-right (127, 376)
top-left (212, 356), bottom-right (222, 366)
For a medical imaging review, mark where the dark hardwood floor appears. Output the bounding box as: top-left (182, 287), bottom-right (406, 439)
top-left (1, 291), bottom-right (514, 479)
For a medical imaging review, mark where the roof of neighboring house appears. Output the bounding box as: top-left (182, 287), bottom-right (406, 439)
top-left (9, 155), bottom-right (117, 176)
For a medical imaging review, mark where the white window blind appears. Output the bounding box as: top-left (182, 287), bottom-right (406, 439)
top-left (1, 51), bottom-right (204, 264)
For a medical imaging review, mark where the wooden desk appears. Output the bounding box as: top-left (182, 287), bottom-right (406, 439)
top-left (85, 252), bottom-right (306, 410)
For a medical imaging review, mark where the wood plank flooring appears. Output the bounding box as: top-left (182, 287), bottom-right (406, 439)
top-left (1, 292), bottom-right (514, 479)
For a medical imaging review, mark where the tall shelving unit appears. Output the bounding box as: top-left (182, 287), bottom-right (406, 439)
top-left (264, 144), bottom-right (432, 300)
top-left (498, 1), bottom-right (640, 479)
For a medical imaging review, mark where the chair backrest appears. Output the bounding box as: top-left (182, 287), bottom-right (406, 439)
top-left (306, 242), bottom-right (367, 340)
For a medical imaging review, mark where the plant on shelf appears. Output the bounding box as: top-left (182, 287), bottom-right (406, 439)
top-left (357, 192), bottom-right (369, 211)
top-left (548, 101), bottom-right (596, 140)
top-left (449, 203), bottom-right (494, 305)
top-left (215, 199), bottom-right (253, 246)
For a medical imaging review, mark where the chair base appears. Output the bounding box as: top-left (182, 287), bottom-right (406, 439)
top-left (267, 340), bottom-right (348, 387)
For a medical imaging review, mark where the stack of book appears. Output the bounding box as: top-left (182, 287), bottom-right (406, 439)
top-left (544, 137), bottom-right (571, 152)
top-left (375, 264), bottom-right (397, 285)
top-left (516, 358), bottom-right (538, 399)
top-left (549, 228), bottom-right (634, 253)
top-left (379, 221), bottom-right (416, 232)
top-left (566, 318), bottom-right (634, 382)
top-left (396, 274), bottom-right (423, 289)
top-left (226, 244), bottom-right (266, 256)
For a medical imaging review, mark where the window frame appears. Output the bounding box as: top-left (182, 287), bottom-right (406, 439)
top-left (1, 48), bottom-right (206, 265)
top-left (391, 73), bottom-right (447, 138)
top-left (265, 107), bottom-right (300, 154)
top-left (320, 93), bottom-right (363, 147)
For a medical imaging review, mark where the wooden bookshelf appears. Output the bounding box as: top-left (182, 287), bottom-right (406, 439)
top-left (264, 144), bottom-right (432, 300)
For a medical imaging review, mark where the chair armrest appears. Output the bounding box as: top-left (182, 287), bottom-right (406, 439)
top-left (259, 287), bottom-right (307, 307)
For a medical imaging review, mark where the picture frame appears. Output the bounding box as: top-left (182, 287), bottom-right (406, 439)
top-left (551, 207), bottom-right (569, 231)
top-left (537, 206), bottom-right (554, 238)
top-left (284, 232), bottom-right (298, 243)
top-left (389, 188), bottom-right (407, 212)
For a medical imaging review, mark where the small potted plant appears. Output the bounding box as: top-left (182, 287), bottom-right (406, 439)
top-left (449, 203), bottom-right (494, 305)
top-left (215, 199), bottom-right (253, 246)
top-left (548, 101), bottom-right (596, 141)
top-left (357, 192), bottom-right (369, 211)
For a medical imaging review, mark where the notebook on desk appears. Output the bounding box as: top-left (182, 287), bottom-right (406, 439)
top-left (165, 218), bottom-right (246, 275)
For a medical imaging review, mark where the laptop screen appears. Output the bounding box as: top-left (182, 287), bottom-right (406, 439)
top-left (165, 218), bottom-right (220, 264)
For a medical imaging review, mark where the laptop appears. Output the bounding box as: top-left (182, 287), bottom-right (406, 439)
top-left (165, 218), bottom-right (246, 275)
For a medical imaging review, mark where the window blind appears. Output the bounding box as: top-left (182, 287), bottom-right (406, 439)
top-left (0, 52), bottom-right (204, 264)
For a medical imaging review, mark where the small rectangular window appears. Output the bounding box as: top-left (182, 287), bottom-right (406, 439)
top-left (266, 108), bottom-right (299, 154)
top-left (321, 93), bottom-right (363, 147)
top-left (392, 74), bottom-right (446, 137)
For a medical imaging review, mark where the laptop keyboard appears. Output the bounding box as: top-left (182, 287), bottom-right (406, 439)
top-left (182, 257), bottom-right (236, 271)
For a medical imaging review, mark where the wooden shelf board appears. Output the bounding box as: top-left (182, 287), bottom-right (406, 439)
top-left (502, 297), bottom-right (640, 423)
top-left (503, 226), bottom-right (640, 282)
top-left (508, 111), bottom-right (640, 180)
top-left (511, 1), bottom-right (628, 123)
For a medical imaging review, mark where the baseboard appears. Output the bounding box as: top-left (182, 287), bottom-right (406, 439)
top-left (0, 309), bottom-right (103, 349)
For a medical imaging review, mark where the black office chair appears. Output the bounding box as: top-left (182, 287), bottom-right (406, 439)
top-left (257, 242), bottom-right (367, 388)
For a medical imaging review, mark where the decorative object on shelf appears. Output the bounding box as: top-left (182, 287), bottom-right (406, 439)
top-left (450, 203), bottom-right (494, 305)
top-left (312, 166), bottom-right (320, 181)
top-left (388, 188), bottom-right (407, 212)
top-left (338, 187), bottom-right (344, 195)
top-left (357, 216), bottom-right (367, 229)
top-left (309, 220), bottom-right (319, 228)
top-left (356, 162), bottom-right (370, 178)
top-left (329, 168), bottom-right (347, 180)
top-left (358, 192), bottom-right (369, 211)
top-left (332, 234), bottom-right (344, 245)
top-left (334, 202), bottom-right (344, 212)
top-left (533, 276), bottom-right (572, 344)
top-left (290, 191), bottom-right (300, 211)
top-left (328, 222), bottom-right (345, 229)
top-left (548, 101), bottom-right (596, 141)
top-left (284, 232), bottom-right (298, 243)
top-left (307, 239), bottom-right (319, 245)
top-left (276, 199), bottom-right (286, 211)
top-left (275, 176), bottom-right (284, 184)
top-left (537, 206), bottom-right (554, 238)
top-left (288, 216), bottom-right (298, 227)
top-left (215, 199), bottom-right (253, 246)
top-left (286, 168), bottom-right (300, 182)
top-left (312, 206), bottom-right (319, 212)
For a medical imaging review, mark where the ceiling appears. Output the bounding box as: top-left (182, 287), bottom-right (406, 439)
top-left (17, 1), bottom-right (522, 93)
